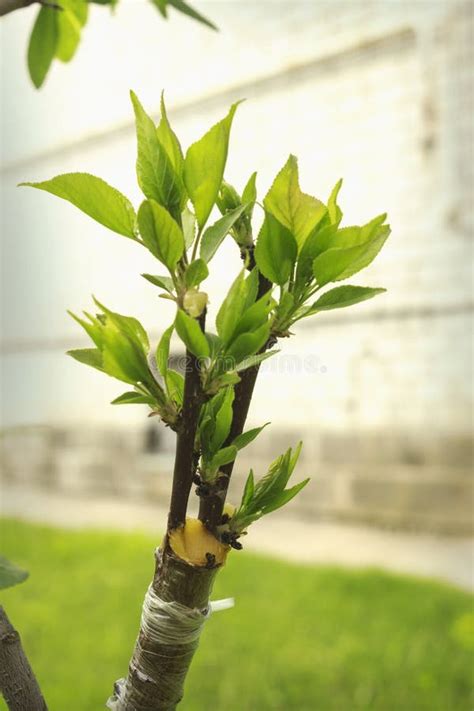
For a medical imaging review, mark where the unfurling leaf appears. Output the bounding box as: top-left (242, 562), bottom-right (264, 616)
top-left (183, 289), bottom-right (208, 318)
top-left (184, 102), bottom-right (241, 228)
top-left (232, 423), bottom-right (269, 450)
top-left (20, 173), bottom-right (137, 239)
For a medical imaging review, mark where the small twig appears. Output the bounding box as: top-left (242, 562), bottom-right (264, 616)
top-left (0, 0), bottom-right (61, 16)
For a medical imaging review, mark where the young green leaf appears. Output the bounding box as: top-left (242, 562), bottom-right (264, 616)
top-left (67, 348), bottom-right (103, 372)
top-left (165, 370), bottom-right (184, 406)
top-left (305, 285), bottom-right (386, 316)
top-left (27, 6), bottom-right (58, 88)
top-left (130, 90), bottom-right (184, 216)
top-left (20, 173), bottom-right (138, 239)
top-left (264, 155), bottom-right (326, 249)
top-left (216, 270), bottom-right (248, 344)
top-left (327, 178), bottom-right (343, 225)
top-left (167, 0), bottom-right (217, 30)
top-left (210, 445), bottom-right (238, 469)
top-left (112, 391), bottom-right (156, 405)
top-left (234, 349), bottom-right (278, 373)
top-left (184, 102), bottom-right (241, 229)
top-left (175, 309), bottom-right (210, 359)
top-left (226, 322), bottom-right (270, 365)
top-left (255, 212), bottom-right (297, 285)
top-left (156, 324), bottom-right (174, 377)
top-left (138, 199), bottom-right (184, 270)
top-left (211, 387), bottom-right (235, 452)
top-left (156, 92), bottom-right (184, 175)
top-left (181, 206), bottom-right (196, 249)
top-left (0, 556), bottom-right (29, 590)
top-left (313, 229), bottom-right (389, 286)
top-left (185, 259), bottom-right (209, 288)
top-left (200, 204), bottom-right (248, 263)
top-left (232, 423), bottom-right (269, 450)
top-left (142, 274), bottom-right (175, 294)
top-left (56, 7), bottom-right (82, 63)
top-left (241, 171), bottom-right (257, 217)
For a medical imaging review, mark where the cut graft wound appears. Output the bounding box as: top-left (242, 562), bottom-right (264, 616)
top-left (107, 520), bottom-right (229, 711)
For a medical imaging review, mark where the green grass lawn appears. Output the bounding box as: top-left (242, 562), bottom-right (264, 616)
top-left (0, 519), bottom-right (472, 711)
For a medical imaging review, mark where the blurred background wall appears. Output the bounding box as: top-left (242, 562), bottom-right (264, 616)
top-left (1, 0), bottom-right (473, 532)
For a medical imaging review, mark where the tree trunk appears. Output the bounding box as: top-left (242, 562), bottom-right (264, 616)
top-left (107, 537), bottom-right (224, 711)
top-left (0, 606), bottom-right (48, 711)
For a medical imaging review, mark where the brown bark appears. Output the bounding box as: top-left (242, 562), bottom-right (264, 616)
top-left (108, 543), bottom-right (220, 711)
top-left (0, 606), bottom-right (48, 711)
top-left (168, 311), bottom-right (206, 531)
top-left (0, 0), bottom-right (35, 17)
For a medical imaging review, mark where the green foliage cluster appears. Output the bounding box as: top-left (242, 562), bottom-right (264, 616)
top-left (21, 94), bottom-right (389, 536)
top-left (1, 520), bottom-right (473, 711)
top-left (27, 0), bottom-right (215, 88)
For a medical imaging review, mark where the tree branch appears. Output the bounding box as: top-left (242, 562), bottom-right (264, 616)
top-left (199, 267), bottom-right (273, 530)
top-left (0, 606), bottom-right (48, 711)
top-left (168, 310), bottom-right (206, 531)
top-left (0, 0), bottom-right (35, 17)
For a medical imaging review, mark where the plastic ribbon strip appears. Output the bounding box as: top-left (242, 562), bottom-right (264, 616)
top-left (106, 587), bottom-right (234, 710)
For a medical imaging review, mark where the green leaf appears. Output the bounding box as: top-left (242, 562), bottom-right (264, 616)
top-left (142, 273), bottom-right (175, 294)
top-left (264, 155), bottom-right (326, 249)
top-left (56, 0), bottom-right (86, 63)
top-left (240, 469), bottom-right (255, 509)
top-left (211, 387), bottom-right (234, 452)
top-left (156, 92), bottom-right (184, 175)
top-left (93, 298), bottom-right (150, 351)
top-left (27, 6), bottom-right (58, 88)
top-left (313, 229), bottom-right (390, 286)
top-left (210, 445), bottom-right (238, 469)
top-left (234, 349), bottom-right (278, 373)
top-left (241, 172), bottom-right (257, 217)
top-left (185, 259), bottom-right (209, 287)
top-left (165, 370), bottom-right (184, 405)
top-left (200, 204), bottom-right (248, 263)
top-left (184, 102), bottom-right (240, 229)
top-left (255, 212), bottom-right (297, 285)
top-left (167, 0), bottom-right (217, 30)
top-left (150, 0), bottom-right (167, 17)
top-left (295, 223), bottom-right (338, 286)
top-left (216, 270), bottom-right (248, 344)
top-left (226, 322), bottom-right (270, 365)
top-left (67, 347), bottom-right (103, 372)
top-left (305, 285), bottom-right (386, 316)
top-left (175, 309), bottom-right (210, 358)
top-left (232, 423), bottom-right (269, 450)
top-left (230, 292), bottom-right (273, 344)
top-left (111, 391), bottom-right (155, 405)
top-left (156, 324), bottom-right (174, 377)
top-left (0, 556), bottom-right (29, 590)
top-left (20, 173), bottom-right (137, 239)
top-left (262, 478), bottom-right (310, 515)
top-left (327, 178), bottom-right (343, 225)
top-left (182, 206), bottom-right (196, 249)
top-left (130, 90), bottom-right (183, 217)
top-left (314, 214), bottom-right (389, 256)
top-left (137, 199), bottom-right (184, 270)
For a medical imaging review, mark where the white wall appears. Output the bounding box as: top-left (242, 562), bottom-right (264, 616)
top-left (1, 0), bottom-right (472, 436)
